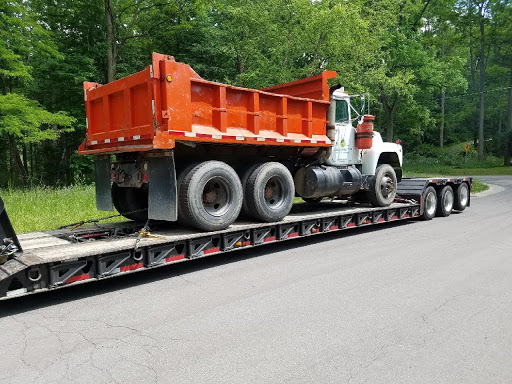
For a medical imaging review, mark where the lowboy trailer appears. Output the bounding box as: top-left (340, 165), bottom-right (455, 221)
top-left (0, 176), bottom-right (471, 300)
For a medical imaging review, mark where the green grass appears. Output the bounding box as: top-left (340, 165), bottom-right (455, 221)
top-left (1, 185), bottom-right (125, 234)
top-left (471, 179), bottom-right (489, 193)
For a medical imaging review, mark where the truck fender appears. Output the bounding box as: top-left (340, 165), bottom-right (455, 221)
top-left (361, 144), bottom-right (403, 176)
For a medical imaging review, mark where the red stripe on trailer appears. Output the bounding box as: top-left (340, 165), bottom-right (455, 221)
top-left (204, 247), bottom-right (220, 255)
top-left (347, 223), bottom-right (355, 227)
top-left (166, 254), bottom-right (185, 263)
top-left (120, 263), bottom-right (143, 272)
top-left (377, 218), bottom-right (385, 222)
top-left (196, 133), bottom-right (211, 138)
top-left (288, 232), bottom-right (299, 238)
top-left (65, 273), bottom-right (90, 284)
top-left (403, 214), bottom-right (410, 218)
top-left (264, 236), bottom-right (277, 242)
top-left (170, 131), bottom-right (186, 136)
top-left (242, 241), bottom-right (251, 246)
top-left (329, 226), bottom-right (338, 230)
top-left (391, 216), bottom-right (398, 220)
top-left (265, 138), bottom-right (277, 142)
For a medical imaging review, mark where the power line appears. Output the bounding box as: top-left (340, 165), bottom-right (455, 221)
top-left (443, 86), bottom-right (512, 101)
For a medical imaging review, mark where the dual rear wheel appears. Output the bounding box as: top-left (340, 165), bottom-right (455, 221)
top-left (177, 161), bottom-right (294, 231)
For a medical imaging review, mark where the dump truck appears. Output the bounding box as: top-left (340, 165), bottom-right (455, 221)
top-left (80, 53), bottom-right (405, 231)
top-left (0, 53), bottom-right (473, 300)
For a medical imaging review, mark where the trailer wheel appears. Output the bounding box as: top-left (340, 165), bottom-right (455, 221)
top-left (453, 182), bottom-right (469, 211)
top-left (178, 161), bottom-right (242, 231)
top-left (112, 183), bottom-right (148, 222)
top-left (245, 162), bottom-right (294, 222)
top-left (436, 185), bottom-right (454, 217)
top-left (368, 164), bottom-right (397, 207)
top-left (422, 186), bottom-right (437, 220)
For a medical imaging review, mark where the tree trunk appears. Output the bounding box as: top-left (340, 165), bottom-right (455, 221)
top-left (439, 29), bottom-right (446, 148)
top-left (105, 0), bottom-right (116, 82)
top-left (383, 95), bottom-right (399, 142)
top-left (440, 87), bottom-right (445, 148)
top-left (504, 59), bottom-right (512, 166)
top-left (478, 5), bottom-right (485, 161)
top-left (386, 111), bottom-right (394, 143)
top-left (22, 143), bottom-right (28, 177)
top-left (8, 135), bottom-right (28, 184)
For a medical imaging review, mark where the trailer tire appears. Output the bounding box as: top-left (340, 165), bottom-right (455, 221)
top-left (436, 185), bottom-right (454, 217)
top-left (112, 183), bottom-right (148, 222)
top-left (178, 161), bottom-right (242, 231)
top-left (368, 164), bottom-right (397, 207)
top-left (245, 162), bottom-right (294, 222)
top-left (453, 182), bottom-right (469, 211)
top-left (422, 186), bottom-right (437, 220)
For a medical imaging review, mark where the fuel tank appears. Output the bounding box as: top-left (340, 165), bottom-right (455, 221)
top-left (294, 165), bottom-right (362, 199)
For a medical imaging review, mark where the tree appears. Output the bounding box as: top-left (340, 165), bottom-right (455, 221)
top-left (0, 0), bottom-right (74, 186)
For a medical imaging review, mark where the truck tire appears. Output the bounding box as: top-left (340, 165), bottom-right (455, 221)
top-left (421, 186), bottom-right (437, 220)
top-left (453, 182), bottom-right (469, 211)
top-left (245, 162), bottom-right (294, 222)
top-left (112, 183), bottom-right (148, 222)
top-left (240, 163), bottom-right (263, 217)
top-left (176, 163), bottom-right (199, 225)
top-left (178, 161), bottom-right (242, 231)
top-left (368, 164), bottom-right (397, 207)
top-left (436, 185), bottom-right (454, 217)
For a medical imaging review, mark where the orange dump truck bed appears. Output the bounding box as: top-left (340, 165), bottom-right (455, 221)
top-left (79, 53), bottom-right (335, 155)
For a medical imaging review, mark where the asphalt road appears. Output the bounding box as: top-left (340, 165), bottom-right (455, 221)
top-left (1, 176), bottom-right (511, 384)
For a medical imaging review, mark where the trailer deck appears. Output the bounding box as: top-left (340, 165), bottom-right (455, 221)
top-left (0, 177), bottom-right (472, 300)
top-left (1, 201), bottom-right (419, 299)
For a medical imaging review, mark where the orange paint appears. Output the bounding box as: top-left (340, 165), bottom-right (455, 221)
top-left (80, 53), bottom-right (335, 155)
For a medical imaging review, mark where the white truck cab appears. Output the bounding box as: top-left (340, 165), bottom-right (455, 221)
top-left (325, 88), bottom-right (402, 178)
top-left (295, 87), bottom-right (403, 207)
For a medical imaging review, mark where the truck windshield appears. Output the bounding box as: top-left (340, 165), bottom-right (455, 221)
top-left (335, 100), bottom-right (349, 123)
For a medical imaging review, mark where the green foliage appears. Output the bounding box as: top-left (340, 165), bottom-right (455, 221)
top-left (0, 0), bottom-right (511, 188)
top-left (403, 143), bottom-right (508, 175)
top-left (0, 93), bottom-right (74, 142)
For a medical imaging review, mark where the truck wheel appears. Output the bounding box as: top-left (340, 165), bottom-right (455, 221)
top-left (368, 164), bottom-right (397, 207)
top-left (453, 182), bottom-right (469, 211)
top-left (178, 161), bottom-right (242, 231)
top-left (436, 185), bottom-right (454, 217)
top-left (240, 163), bottom-right (262, 217)
top-left (245, 162), bottom-right (294, 222)
top-left (422, 186), bottom-right (437, 220)
top-left (112, 183), bottom-right (148, 222)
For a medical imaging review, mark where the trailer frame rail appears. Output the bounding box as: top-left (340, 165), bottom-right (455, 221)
top-left (0, 203), bottom-right (420, 299)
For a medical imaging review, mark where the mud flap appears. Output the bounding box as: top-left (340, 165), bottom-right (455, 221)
top-left (95, 156), bottom-right (113, 211)
top-left (0, 196), bottom-right (22, 255)
top-left (148, 154), bottom-right (177, 221)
